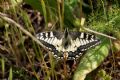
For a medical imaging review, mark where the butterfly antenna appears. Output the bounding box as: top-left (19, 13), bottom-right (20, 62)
top-left (64, 28), bottom-right (69, 38)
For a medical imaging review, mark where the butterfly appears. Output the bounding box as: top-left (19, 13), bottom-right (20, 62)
top-left (36, 29), bottom-right (101, 60)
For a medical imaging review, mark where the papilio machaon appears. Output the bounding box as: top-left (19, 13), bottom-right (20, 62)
top-left (36, 29), bottom-right (101, 60)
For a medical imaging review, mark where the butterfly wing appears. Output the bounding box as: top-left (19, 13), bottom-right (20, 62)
top-left (69, 31), bottom-right (101, 51)
top-left (36, 31), bottom-right (64, 58)
top-left (65, 31), bottom-right (100, 59)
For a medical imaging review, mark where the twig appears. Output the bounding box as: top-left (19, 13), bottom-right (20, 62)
top-left (83, 27), bottom-right (116, 40)
top-left (81, 18), bottom-right (117, 40)
top-left (0, 12), bottom-right (46, 48)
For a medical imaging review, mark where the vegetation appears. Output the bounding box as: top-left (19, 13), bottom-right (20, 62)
top-left (0, 0), bottom-right (120, 80)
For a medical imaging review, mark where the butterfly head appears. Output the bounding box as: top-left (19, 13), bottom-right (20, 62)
top-left (62, 28), bottom-right (71, 49)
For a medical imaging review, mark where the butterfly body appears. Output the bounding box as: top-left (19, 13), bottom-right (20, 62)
top-left (36, 29), bottom-right (101, 60)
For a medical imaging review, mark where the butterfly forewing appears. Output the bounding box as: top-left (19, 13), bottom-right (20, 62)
top-left (36, 31), bottom-right (101, 60)
top-left (69, 31), bottom-right (100, 51)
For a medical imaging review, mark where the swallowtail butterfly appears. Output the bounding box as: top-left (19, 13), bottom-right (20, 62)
top-left (36, 29), bottom-right (101, 60)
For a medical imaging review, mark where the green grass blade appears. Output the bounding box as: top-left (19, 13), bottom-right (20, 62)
top-left (40, 0), bottom-right (48, 27)
top-left (1, 58), bottom-right (5, 78)
top-left (9, 67), bottom-right (13, 80)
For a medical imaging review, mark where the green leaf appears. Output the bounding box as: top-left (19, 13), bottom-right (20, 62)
top-left (73, 38), bottom-right (110, 80)
top-left (98, 69), bottom-right (106, 77)
top-left (97, 69), bottom-right (112, 80)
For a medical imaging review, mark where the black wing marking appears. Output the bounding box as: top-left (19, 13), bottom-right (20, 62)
top-left (69, 31), bottom-right (95, 40)
top-left (36, 31), bottom-right (63, 39)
